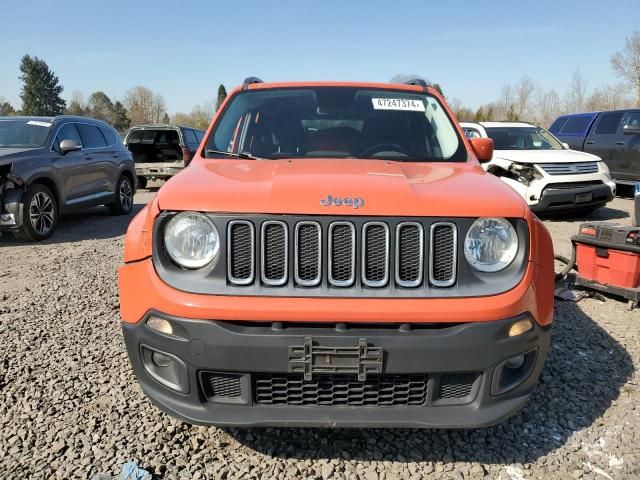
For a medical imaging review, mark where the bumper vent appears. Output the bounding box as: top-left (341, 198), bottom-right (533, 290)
top-left (202, 372), bottom-right (242, 399)
top-left (254, 373), bottom-right (428, 406)
top-left (438, 373), bottom-right (478, 400)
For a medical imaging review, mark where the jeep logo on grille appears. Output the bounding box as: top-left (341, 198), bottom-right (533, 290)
top-left (320, 195), bottom-right (364, 209)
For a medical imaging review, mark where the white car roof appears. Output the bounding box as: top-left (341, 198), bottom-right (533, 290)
top-left (478, 121), bottom-right (537, 128)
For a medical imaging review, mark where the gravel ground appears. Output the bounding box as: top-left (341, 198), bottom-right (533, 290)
top-left (0, 188), bottom-right (639, 479)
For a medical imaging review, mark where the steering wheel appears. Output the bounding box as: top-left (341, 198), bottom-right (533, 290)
top-left (360, 143), bottom-right (410, 157)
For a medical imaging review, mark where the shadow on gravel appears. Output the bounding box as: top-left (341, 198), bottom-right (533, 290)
top-left (537, 205), bottom-right (629, 222)
top-left (228, 301), bottom-right (633, 464)
top-left (0, 203), bottom-right (145, 246)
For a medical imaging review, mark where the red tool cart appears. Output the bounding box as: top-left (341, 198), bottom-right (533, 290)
top-left (569, 223), bottom-right (640, 310)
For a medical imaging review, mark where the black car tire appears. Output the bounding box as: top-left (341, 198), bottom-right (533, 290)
top-left (14, 184), bottom-right (58, 242)
top-left (108, 175), bottom-right (134, 215)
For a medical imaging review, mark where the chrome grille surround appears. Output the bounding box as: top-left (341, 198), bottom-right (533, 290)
top-left (361, 222), bottom-right (390, 288)
top-left (429, 222), bottom-right (457, 287)
top-left (395, 222), bottom-right (424, 287)
top-left (260, 220), bottom-right (288, 286)
top-left (328, 221), bottom-right (356, 287)
top-left (227, 220), bottom-right (255, 285)
top-left (294, 221), bottom-right (322, 287)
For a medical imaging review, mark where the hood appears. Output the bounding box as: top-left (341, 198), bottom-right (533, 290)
top-left (157, 158), bottom-right (527, 218)
top-left (494, 149), bottom-right (600, 164)
top-left (0, 147), bottom-right (45, 166)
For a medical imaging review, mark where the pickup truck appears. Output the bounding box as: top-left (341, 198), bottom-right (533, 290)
top-left (549, 109), bottom-right (640, 185)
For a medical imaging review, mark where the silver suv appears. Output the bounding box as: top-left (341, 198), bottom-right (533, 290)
top-left (0, 116), bottom-right (136, 241)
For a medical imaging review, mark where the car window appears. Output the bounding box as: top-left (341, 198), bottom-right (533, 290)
top-left (559, 117), bottom-right (591, 135)
top-left (0, 119), bottom-right (52, 148)
top-left (55, 123), bottom-right (83, 150)
top-left (624, 112), bottom-right (640, 127)
top-left (183, 128), bottom-right (198, 144)
top-left (195, 130), bottom-right (205, 142)
top-left (77, 124), bottom-right (107, 148)
top-left (484, 126), bottom-right (563, 150)
top-left (127, 130), bottom-right (143, 144)
top-left (549, 117), bottom-right (567, 133)
top-left (463, 128), bottom-right (482, 139)
top-left (99, 127), bottom-right (117, 146)
top-left (594, 113), bottom-right (624, 135)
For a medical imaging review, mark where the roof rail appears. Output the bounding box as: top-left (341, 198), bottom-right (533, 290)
top-left (243, 77), bottom-right (264, 90)
top-left (403, 78), bottom-right (429, 88)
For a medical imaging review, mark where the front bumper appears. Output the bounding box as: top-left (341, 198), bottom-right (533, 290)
top-left (530, 182), bottom-right (614, 213)
top-left (122, 312), bottom-right (550, 428)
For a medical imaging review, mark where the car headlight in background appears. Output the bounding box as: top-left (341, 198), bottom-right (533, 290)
top-left (464, 218), bottom-right (518, 272)
top-left (164, 212), bottom-right (219, 269)
top-left (599, 161), bottom-right (612, 179)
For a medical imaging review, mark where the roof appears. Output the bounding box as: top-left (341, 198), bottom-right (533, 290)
top-left (0, 115), bottom-right (55, 122)
top-left (478, 121), bottom-right (537, 128)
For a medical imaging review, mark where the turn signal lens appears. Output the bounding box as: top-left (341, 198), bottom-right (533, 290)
top-left (508, 318), bottom-right (533, 337)
top-left (147, 316), bottom-right (174, 336)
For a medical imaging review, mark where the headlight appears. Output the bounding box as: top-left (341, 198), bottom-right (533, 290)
top-left (164, 212), bottom-right (219, 269)
top-left (464, 218), bottom-right (518, 272)
top-left (599, 161), bottom-right (612, 178)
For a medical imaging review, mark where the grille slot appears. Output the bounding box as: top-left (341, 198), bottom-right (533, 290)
top-left (430, 222), bottom-right (457, 287)
top-left (538, 162), bottom-right (599, 175)
top-left (328, 222), bottom-right (356, 287)
top-left (362, 222), bottom-right (389, 287)
top-left (438, 373), bottom-right (477, 399)
top-left (254, 373), bottom-right (428, 406)
top-left (295, 222), bottom-right (322, 286)
top-left (202, 373), bottom-right (242, 399)
top-left (228, 221), bottom-right (255, 285)
top-left (261, 221), bottom-right (288, 286)
top-left (395, 222), bottom-right (424, 287)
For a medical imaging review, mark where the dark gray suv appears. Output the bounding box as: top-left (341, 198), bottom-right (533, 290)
top-left (0, 116), bottom-right (136, 241)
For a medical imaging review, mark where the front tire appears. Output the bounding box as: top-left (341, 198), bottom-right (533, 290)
top-left (13, 184), bottom-right (58, 242)
top-left (108, 175), bottom-right (134, 215)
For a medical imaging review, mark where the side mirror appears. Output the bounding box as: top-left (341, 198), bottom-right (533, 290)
top-left (562, 142), bottom-right (570, 150)
top-left (59, 139), bottom-right (82, 154)
top-left (623, 125), bottom-right (640, 136)
top-left (469, 137), bottom-right (494, 163)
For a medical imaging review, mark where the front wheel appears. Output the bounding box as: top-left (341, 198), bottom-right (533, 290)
top-left (108, 175), bottom-right (134, 215)
top-left (13, 184), bottom-right (58, 242)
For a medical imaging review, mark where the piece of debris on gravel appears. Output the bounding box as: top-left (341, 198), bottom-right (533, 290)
top-left (1, 194), bottom-right (638, 479)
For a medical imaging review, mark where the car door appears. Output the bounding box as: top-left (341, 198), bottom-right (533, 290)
top-left (75, 123), bottom-right (114, 205)
top-left (618, 111), bottom-right (640, 182)
top-left (584, 112), bottom-right (625, 174)
top-left (52, 122), bottom-right (97, 207)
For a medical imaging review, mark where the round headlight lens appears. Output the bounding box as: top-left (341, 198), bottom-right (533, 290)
top-left (464, 218), bottom-right (518, 272)
top-left (164, 212), bottom-right (219, 269)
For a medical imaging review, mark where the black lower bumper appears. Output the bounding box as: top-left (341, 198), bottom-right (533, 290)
top-left (121, 312), bottom-right (551, 428)
top-left (531, 183), bottom-right (613, 213)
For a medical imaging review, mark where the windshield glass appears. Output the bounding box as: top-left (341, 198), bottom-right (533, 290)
top-left (0, 119), bottom-right (52, 148)
top-left (484, 126), bottom-right (563, 151)
top-left (204, 87), bottom-right (465, 162)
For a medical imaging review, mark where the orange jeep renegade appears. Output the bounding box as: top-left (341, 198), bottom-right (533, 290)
top-left (119, 78), bottom-right (555, 428)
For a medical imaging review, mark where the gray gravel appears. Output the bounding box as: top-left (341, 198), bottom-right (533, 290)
top-left (1, 189), bottom-right (639, 479)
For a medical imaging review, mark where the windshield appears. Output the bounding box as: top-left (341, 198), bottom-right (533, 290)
top-left (0, 119), bottom-right (52, 148)
top-left (484, 126), bottom-right (563, 151)
top-left (204, 87), bottom-right (465, 162)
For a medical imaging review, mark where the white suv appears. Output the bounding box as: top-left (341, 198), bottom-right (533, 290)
top-left (461, 121), bottom-right (616, 214)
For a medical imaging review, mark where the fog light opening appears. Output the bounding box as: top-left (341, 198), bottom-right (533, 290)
top-left (504, 354), bottom-right (526, 369)
top-left (508, 318), bottom-right (533, 337)
top-left (152, 351), bottom-right (175, 368)
top-left (147, 316), bottom-right (174, 336)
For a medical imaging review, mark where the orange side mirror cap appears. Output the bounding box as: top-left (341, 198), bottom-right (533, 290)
top-left (469, 137), bottom-right (494, 163)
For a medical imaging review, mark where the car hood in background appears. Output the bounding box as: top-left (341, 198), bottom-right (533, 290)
top-left (494, 149), bottom-right (601, 164)
top-left (0, 147), bottom-right (44, 166)
top-left (157, 158), bottom-right (527, 218)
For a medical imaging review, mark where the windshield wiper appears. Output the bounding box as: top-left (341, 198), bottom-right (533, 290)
top-left (204, 149), bottom-right (265, 161)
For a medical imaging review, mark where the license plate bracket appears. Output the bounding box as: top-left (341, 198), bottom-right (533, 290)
top-left (288, 337), bottom-right (383, 381)
top-left (574, 192), bottom-right (593, 203)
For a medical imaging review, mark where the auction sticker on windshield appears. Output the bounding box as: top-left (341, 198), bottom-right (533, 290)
top-left (372, 98), bottom-right (425, 112)
top-left (26, 121), bottom-right (52, 127)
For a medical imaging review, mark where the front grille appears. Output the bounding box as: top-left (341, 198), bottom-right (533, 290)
top-left (228, 221), bottom-right (255, 285)
top-left (538, 162), bottom-right (599, 175)
top-left (438, 373), bottom-right (478, 399)
top-left (202, 373), bottom-right (242, 399)
top-left (254, 373), bottom-right (428, 406)
top-left (227, 218), bottom-right (458, 289)
top-left (430, 223), bottom-right (457, 287)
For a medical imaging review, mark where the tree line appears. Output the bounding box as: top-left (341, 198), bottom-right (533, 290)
top-left (0, 54), bottom-right (228, 132)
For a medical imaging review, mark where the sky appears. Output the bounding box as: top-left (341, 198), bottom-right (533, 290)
top-left (0, 0), bottom-right (636, 115)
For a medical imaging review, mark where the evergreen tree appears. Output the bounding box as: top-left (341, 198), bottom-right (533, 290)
top-left (111, 101), bottom-right (131, 132)
top-left (87, 91), bottom-right (114, 122)
top-left (19, 55), bottom-right (66, 115)
top-left (216, 84), bottom-right (227, 111)
top-left (0, 101), bottom-right (16, 116)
